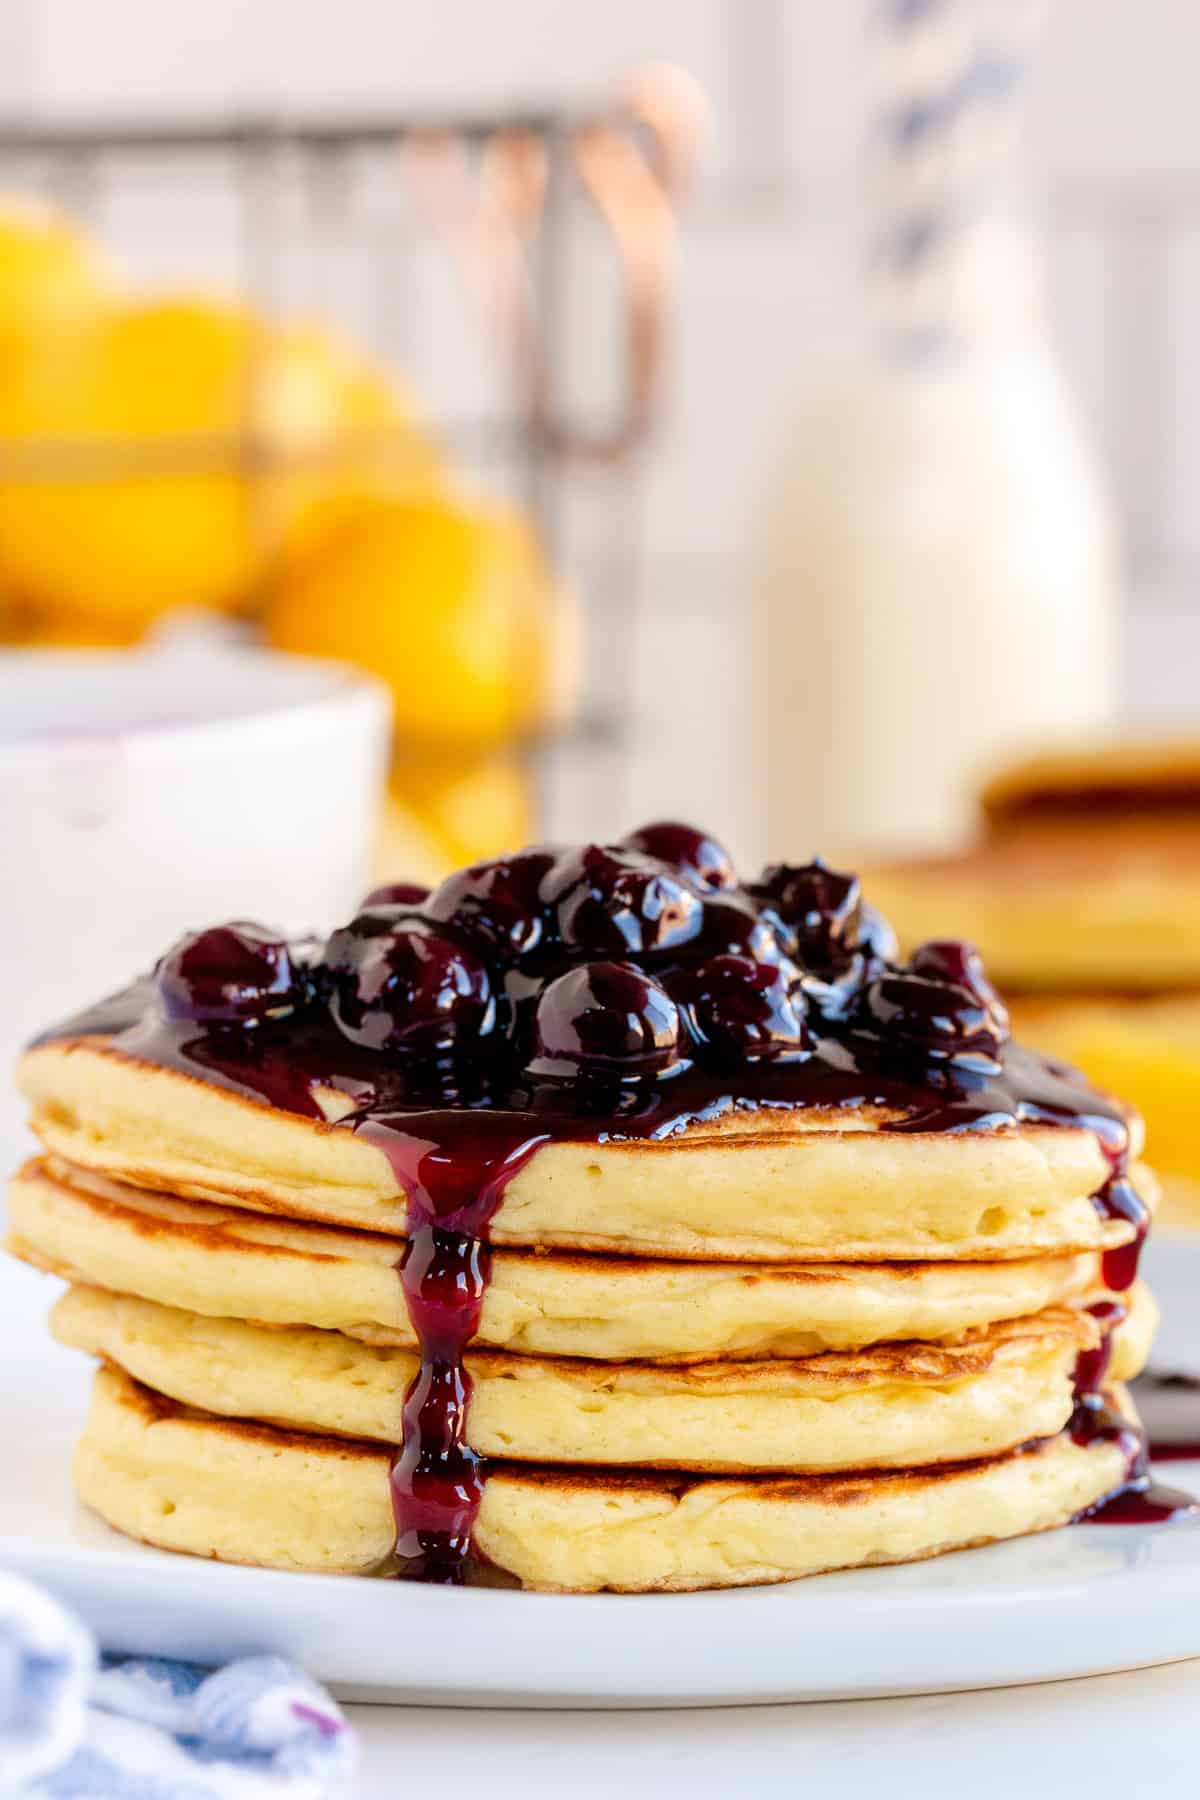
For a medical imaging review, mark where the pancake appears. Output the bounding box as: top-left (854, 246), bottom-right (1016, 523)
top-left (17, 1039), bottom-right (1142, 1261)
top-left (864, 836), bottom-right (1200, 993)
top-left (867, 737), bottom-right (1200, 990)
top-left (8, 1157), bottom-right (1123, 1362)
top-left (55, 1286), bottom-right (1153, 1476)
top-left (1011, 994), bottom-right (1200, 1228)
top-left (75, 1367), bottom-right (1138, 1591)
top-left (980, 736), bottom-right (1200, 828)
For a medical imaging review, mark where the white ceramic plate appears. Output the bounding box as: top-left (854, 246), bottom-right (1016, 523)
top-left (4, 1242), bottom-right (1200, 1709)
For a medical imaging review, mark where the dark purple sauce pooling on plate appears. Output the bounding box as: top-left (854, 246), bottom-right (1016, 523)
top-left (1067, 1299), bottom-right (1198, 1526)
top-left (36, 838), bottom-right (1190, 1575)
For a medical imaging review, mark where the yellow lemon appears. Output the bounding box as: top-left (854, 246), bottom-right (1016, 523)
top-left (3, 602), bottom-right (143, 647)
top-left (0, 295), bottom-right (267, 628)
top-left (391, 751), bottom-right (534, 867)
top-left (1013, 999), bottom-right (1200, 1212)
top-left (0, 199), bottom-right (114, 629)
top-left (374, 789), bottom-right (459, 889)
top-left (0, 296), bottom-right (434, 633)
top-left (264, 492), bottom-right (562, 749)
top-left (265, 321), bottom-right (444, 570)
top-left (0, 195), bottom-right (112, 349)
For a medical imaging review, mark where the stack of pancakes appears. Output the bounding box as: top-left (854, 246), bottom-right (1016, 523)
top-left (8, 1031), bottom-right (1156, 1593)
top-left (866, 738), bottom-right (1200, 1224)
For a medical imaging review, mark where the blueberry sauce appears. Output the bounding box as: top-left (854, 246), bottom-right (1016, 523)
top-left (35, 834), bottom-right (1188, 1575)
top-left (368, 1120), bottom-right (547, 1581)
top-left (1073, 1299), bottom-right (1126, 1400)
top-left (1068, 1301), bottom-right (1145, 1498)
top-left (1069, 1307), bottom-right (1199, 1526)
top-left (1078, 1481), bottom-right (1199, 1524)
top-left (1095, 1175), bottom-right (1150, 1293)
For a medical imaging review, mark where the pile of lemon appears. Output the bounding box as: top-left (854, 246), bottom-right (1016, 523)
top-left (0, 196), bottom-right (575, 871)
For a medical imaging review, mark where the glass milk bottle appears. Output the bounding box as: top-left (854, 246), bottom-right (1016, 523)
top-left (748, 2), bottom-right (1117, 858)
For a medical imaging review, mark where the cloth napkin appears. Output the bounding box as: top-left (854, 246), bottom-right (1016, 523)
top-left (0, 1570), bottom-right (355, 1798)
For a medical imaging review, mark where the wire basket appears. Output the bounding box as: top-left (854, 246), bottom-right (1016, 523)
top-left (0, 71), bottom-right (706, 839)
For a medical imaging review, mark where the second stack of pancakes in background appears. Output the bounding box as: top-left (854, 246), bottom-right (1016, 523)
top-left (868, 740), bottom-right (1200, 1226)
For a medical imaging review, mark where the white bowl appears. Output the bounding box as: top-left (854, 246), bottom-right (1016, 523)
top-left (0, 641), bottom-right (391, 1128)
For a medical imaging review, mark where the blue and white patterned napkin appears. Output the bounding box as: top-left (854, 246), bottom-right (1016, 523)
top-left (0, 1570), bottom-right (355, 1797)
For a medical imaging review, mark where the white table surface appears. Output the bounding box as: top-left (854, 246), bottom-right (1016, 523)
top-left (344, 1658), bottom-right (1200, 1798)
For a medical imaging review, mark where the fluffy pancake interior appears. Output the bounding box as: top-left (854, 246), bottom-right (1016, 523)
top-left (73, 1367), bottom-right (1139, 1592)
top-left (51, 1285), bottom-right (1153, 1476)
top-left (19, 1039), bottom-right (1140, 1261)
top-left (9, 1157), bottom-right (1133, 1362)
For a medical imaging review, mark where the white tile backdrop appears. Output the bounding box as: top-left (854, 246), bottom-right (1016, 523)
top-left (3, 0), bottom-right (1199, 845)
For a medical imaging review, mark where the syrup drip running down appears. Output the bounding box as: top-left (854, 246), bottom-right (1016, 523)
top-left (1094, 1174), bottom-right (1150, 1293)
top-left (1068, 1238), bottom-right (1197, 1527)
top-left (37, 843), bottom-right (1199, 1578)
top-left (359, 1116), bottom-right (547, 1582)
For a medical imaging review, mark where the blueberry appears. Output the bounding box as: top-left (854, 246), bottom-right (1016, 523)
top-left (425, 849), bottom-right (559, 958)
top-left (527, 961), bottom-right (683, 1080)
top-left (748, 862), bottom-right (900, 1024)
top-left (748, 860), bottom-right (863, 967)
top-left (691, 894), bottom-right (784, 963)
top-left (909, 938), bottom-right (1007, 1020)
top-left (542, 845), bottom-right (703, 957)
top-left (684, 953), bottom-right (812, 1066)
top-left (873, 937), bottom-right (1011, 1059)
top-left (797, 902), bottom-right (897, 1025)
top-left (861, 945), bottom-right (1008, 1063)
top-left (157, 923), bottom-right (299, 1026)
top-left (326, 913), bottom-right (495, 1055)
top-left (620, 821), bottom-right (737, 891)
top-left (361, 881), bottom-right (431, 909)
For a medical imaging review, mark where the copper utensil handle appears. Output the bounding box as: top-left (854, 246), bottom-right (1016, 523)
top-left (404, 66), bottom-right (708, 465)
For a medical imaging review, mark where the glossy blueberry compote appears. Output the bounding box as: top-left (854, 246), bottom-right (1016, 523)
top-left (157, 923), bottom-right (303, 1027)
top-left (39, 827), bottom-right (1191, 1577)
top-left (528, 962), bottom-right (685, 1082)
